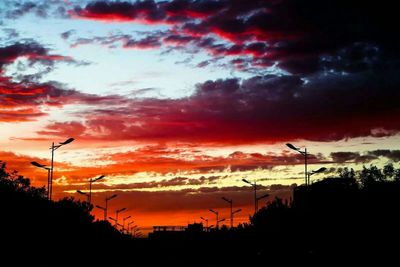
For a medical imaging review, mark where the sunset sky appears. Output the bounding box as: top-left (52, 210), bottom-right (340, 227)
top-left (1, 0), bottom-right (399, 232)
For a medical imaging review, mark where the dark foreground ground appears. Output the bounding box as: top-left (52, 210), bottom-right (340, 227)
top-left (2, 164), bottom-right (400, 266)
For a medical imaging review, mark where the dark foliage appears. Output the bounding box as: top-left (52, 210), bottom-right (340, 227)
top-left (0, 161), bottom-right (136, 266)
top-left (1, 160), bottom-right (399, 266)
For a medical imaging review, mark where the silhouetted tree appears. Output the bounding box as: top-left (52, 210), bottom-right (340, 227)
top-left (360, 165), bottom-right (385, 186)
top-left (383, 163), bottom-right (395, 178)
top-left (338, 167), bottom-right (356, 179)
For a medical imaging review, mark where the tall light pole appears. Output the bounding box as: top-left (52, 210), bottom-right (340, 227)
top-left (49, 137), bottom-right (74, 200)
top-left (115, 207), bottom-right (126, 227)
top-left (108, 217), bottom-right (117, 228)
top-left (209, 209), bottom-right (219, 229)
top-left (30, 161), bottom-right (51, 199)
top-left (242, 179), bottom-right (258, 213)
top-left (109, 217), bottom-right (124, 231)
top-left (217, 218), bottom-right (226, 228)
top-left (96, 205), bottom-right (106, 221)
top-left (200, 217), bottom-right (209, 228)
top-left (76, 190), bottom-right (90, 202)
top-left (256, 193), bottom-right (270, 210)
top-left (232, 209), bottom-right (242, 227)
top-left (105, 194), bottom-right (117, 221)
top-left (286, 143), bottom-right (308, 186)
top-left (88, 175), bottom-right (105, 205)
top-left (122, 215), bottom-right (131, 233)
top-left (127, 221), bottom-right (134, 234)
top-left (308, 167), bottom-right (327, 184)
top-left (221, 197), bottom-right (234, 228)
top-left (131, 226), bottom-right (138, 237)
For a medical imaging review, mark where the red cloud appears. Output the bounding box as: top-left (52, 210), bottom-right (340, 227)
top-left (0, 41), bottom-right (127, 122)
top-left (33, 72), bottom-right (400, 144)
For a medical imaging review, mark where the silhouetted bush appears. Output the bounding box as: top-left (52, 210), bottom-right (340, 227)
top-left (1, 160), bottom-right (399, 266)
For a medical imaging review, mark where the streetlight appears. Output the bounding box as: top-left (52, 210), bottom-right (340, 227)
top-left (123, 215), bottom-right (131, 233)
top-left (89, 175), bottom-right (105, 205)
top-left (200, 217), bottom-right (209, 228)
top-left (104, 194), bottom-right (117, 221)
top-left (96, 205), bottom-right (106, 221)
top-left (308, 167), bottom-right (327, 184)
top-left (256, 193), bottom-right (270, 210)
top-left (49, 137), bottom-right (74, 200)
top-left (232, 209), bottom-right (242, 227)
top-left (116, 223), bottom-right (123, 230)
top-left (76, 190), bottom-right (89, 202)
top-left (30, 161), bottom-right (51, 199)
top-left (242, 179), bottom-right (258, 213)
top-left (217, 218), bottom-right (226, 228)
top-left (209, 209), bottom-right (220, 229)
top-left (109, 217), bottom-right (124, 231)
top-left (115, 207), bottom-right (126, 227)
top-left (127, 221), bottom-right (134, 234)
top-left (221, 197), bottom-right (234, 228)
top-left (132, 227), bottom-right (139, 237)
top-left (109, 216), bottom-right (117, 227)
top-left (286, 143), bottom-right (308, 186)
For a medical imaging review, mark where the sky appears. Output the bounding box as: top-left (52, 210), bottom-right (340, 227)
top-left (1, 0), bottom-right (400, 233)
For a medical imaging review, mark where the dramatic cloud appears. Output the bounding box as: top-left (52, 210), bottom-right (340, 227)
top-left (330, 152), bottom-right (376, 164)
top-left (0, 42), bottom-right (125, 122)
top-left (367, 150), bottom-right (400, 162)
top-left (330, 150), bottom-right (400, 164)
top-left (68, 0), bottom-right (399, 74)
top-left (35, 70), bottom-right (400, 143)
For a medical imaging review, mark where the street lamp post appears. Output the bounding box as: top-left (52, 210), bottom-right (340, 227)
top-left (131, 226), bottom-right (138, 237)
top-left (89, 175), bottom-right (105, 205)
top-left (109, 216), bottom-right (117, 226)
top-left (200, 217), bottom-right (209, 229)
top-left (76, 190), bottom-right (90, 202)
top-left (96, 205), bottom-right (106, 221)
top-left (109, 217), bottom-right (124, 231)
top-left (105, 194), bottom-right (117, 221)
top-left (115, 208), bottom-right (126, 227)
top-left (127, 221), bottom-right (134, 234)
top-left (30, 161), bottom-right (51, 199)
top-left (217, 218), bottom-right (226, 228)
top-left (242, 179), bottom-right (258, 213)
top-left (209, 209), bottom-right (220, 229)
top-left (49, 138), bottom-right (74, 200)
top-left (256, 193), bottom-right (270, 210)
top-left (308, 167), bottom-right (327, 184)
top-left (221, 197), bottom-right (234, 228)
top-left (122, 215), bottom-right (131, 233)
top-left (286, 143), bottom-right (309, 186)
top-left (232, 209), bottom-right (242, 227)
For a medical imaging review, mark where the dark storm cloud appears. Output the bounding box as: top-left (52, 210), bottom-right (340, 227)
top-left (34, 67), bottom-right (400, 143)
top-left (367, 150), bottom-right (400, 162)
top-left (69, 0), bottom-right (399, 76)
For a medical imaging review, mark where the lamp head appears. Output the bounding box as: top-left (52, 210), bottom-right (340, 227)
top-left (221, 197), bottom-right (231, 203)
top-left (93, 175), bottom-right (105, 182)
top-left (117, 207), bottom-right (126, 213)
top-left (60, 138), bottom-right (74, 145)
top-left (286, 143), bottom-right (299, 151)
top-left (31, 161), bottom-right (46, 168)
top-left (77, 190), bottom-right (87, 196)
top-left (242, 179), bottom-right (251, 184)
